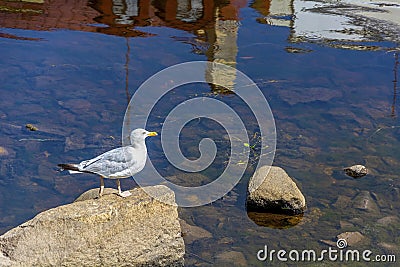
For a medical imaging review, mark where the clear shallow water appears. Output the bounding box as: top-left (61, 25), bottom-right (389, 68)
top-left (1, 0), bottom-right (400, 265)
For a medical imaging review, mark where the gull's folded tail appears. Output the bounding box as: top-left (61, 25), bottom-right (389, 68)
top-left (58, 163), bottom-right (78, 171)
top-left (58, 163), bottom-right (83, 174)
top-left (58, 164), bottom-right (97, 174)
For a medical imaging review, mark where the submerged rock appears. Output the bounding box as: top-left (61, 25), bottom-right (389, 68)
top-left (247, 166), bottom-right (306, 215)
top-left (337, 231), bottom-right (365, 247)
top-left (378, 242), bottom-right (399, 254)
top-left (0, 147), bottom-right (9, 157)
top-left (352, 190), bottom-right (380, 213)
top-left (278, 87), bottom-right (342, 105)
top-left (376, 216), bottom-right (399, 226)
top-left (339, 220), bottom-right (355, 229)
top-left (64, 133), bottom-right (86, 152)
top-left (0, 185), bottom-right (184, 267)
top-left (179, 219), bottom-right (212, 245)
top-left (333, 195), bottom-right (352, 209)
top-left (215, 251), bottom-right (247, 267)
top-left (319, 239), bottom-right (337, 247)
top-left (344, 165), bottom-right (368, 178)
top-left (320, 231), bottom-right (366, 248)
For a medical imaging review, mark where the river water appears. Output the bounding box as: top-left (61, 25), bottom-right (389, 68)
top-left (1, 0), bottom-right (399, 265)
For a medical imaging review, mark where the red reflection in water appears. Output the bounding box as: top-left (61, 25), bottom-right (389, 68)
top-left (0, 0), bottom-right (247, 37)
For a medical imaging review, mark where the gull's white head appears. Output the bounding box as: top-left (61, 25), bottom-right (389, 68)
top-left (130, 128), bottom-right (158, 144)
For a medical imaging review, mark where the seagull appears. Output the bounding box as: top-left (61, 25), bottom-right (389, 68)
top-left (58, 128), bottom-right (157, 198)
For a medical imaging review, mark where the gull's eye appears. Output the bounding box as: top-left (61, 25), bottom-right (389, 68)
top-left (142, 131), bottom-right (146, 134)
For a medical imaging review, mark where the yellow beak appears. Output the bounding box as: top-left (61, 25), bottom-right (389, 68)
top-left (147, 131), bottom-right (158, 137)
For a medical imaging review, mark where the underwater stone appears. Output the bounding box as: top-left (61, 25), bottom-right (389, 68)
top-left (215, 251), bottom-right (247, 267)
top-left (0, 147), bottom-right (9, 156)
top-left (179, 219), bottom-right (212, 245)
top-left (352, 191), bottom-right (380, 213)
top-left (337, 231), bottom-right (365, 247)
top-left (376, 216), bottom-right (399, 226)
top-left (278, 87), bottom-right (342, 105)
top-left (378, 242), bottom-right (399, 254)
top-left (247, 166), bottom-right (306, 215)
top-left (339, 220), bottom-right (355, 229)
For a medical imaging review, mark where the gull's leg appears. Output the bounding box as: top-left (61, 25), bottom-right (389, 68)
top-left (99, 176), bottom-right (105, 198)
top-left (116, 179), bottom-right (131, 198)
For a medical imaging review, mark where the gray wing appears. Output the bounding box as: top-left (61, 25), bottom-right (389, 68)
top-left (79, 147), bottom-right (138, 178)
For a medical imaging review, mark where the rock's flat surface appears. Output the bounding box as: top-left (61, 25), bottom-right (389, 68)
top-left (247, 166), bottom-right (306, 215)
top-left (0, 185), bottom-right (184, 267)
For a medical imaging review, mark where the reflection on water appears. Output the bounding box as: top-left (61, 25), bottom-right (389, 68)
top-left (253, 0), bottom-right (400, 49)
top-left (247, 211), bottom-right (303, 229)
top-left (1, 0), bottom-right (400, 265)
top-left (0, 0), bottom-right (239, 97)
top-left (0, 0), bottom-right (99, 33)
top-left (2, 0), bottom-right (399, 45)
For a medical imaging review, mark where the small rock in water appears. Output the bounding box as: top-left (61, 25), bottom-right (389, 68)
top-left (247, 166), bottom-right (306, 215)
top-left (25, 123), bottom-right (38, 131)
top-left (344, 165), bottom-right (368, 178)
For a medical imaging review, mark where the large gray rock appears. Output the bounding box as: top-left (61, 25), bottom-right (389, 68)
top-left (247, 166), bottom-right (306, 215)
top-left (0, 185), bottom-right (184, 267)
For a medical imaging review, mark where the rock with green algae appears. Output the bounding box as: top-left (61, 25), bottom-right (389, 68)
top-left (0, 185), bottom-right (184, 267)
